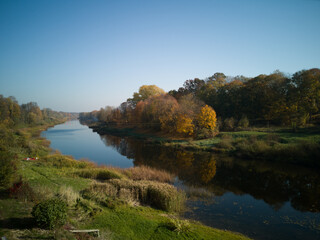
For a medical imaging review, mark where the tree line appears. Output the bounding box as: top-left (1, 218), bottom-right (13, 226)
top-left (170, 68), bottom-right (320, 128)
top-left (80, 68), bottom-right (320, 138)
top-left (0, 95), bottom-right (78, 127)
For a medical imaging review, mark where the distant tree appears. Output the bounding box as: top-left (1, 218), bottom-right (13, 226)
top-left (178, 94), bottom-right (205, 117)
top-left (290, 68), bottom-right (320, 125)
top-left (183, 78), bottom-right (205, 95)
top-left (127, 85), bottom-right (166, 106)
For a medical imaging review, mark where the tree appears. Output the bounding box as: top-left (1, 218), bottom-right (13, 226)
top-left (175, 114), bottom-right (194, 136)
top-left (140, 94), bottom-right (179, 130)
top-left (290, 68), bottom-right (320, 125)
top-left (196, 105), bottom-right (217, 131)
top-left (127, 85), bottom-right (166, 106)
top-left (182, 78), bottom-right (205, 95)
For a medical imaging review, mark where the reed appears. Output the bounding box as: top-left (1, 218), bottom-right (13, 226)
top-left (84, 179), bottom-right (185, 212)
top-left (122, 165), bottom-right (174, 183)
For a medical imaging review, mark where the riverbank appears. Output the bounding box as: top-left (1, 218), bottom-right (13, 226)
top-left (0, 122), bottom-right (251, 239)
top-left (88, 122), bottom-right (320, 168)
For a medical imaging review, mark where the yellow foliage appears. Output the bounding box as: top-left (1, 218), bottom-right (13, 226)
top-left (175, 114), bottom-right (194, 136)
top-left (197, 105), bottom-right (217, 130)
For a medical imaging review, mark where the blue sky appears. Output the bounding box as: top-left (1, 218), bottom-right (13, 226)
top-left (0, 0), bottom-right (319, 112)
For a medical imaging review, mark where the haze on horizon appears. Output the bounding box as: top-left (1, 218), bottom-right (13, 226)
top-left (0, 0), bottom-right (319, 112)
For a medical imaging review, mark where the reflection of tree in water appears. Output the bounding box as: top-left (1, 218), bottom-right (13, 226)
top-left (99, 134), bottom-right (320, 213)
top-left (100, 135), bottom-right (134, 158)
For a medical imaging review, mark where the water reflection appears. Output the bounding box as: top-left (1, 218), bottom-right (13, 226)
top-left (100, 134), bottom-right (320, 213)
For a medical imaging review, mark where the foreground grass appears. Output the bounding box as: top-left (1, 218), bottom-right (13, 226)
top-left (0, 123), bottom-right (251, 240)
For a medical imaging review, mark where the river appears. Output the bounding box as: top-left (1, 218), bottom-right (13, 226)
top-left (41, 120), bottom-right (320, 240)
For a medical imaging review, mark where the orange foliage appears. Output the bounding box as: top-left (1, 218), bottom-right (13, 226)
top-left (197, 105), bottom-right (217, 130)
top-left (175, 114), bottom-right (194, 136)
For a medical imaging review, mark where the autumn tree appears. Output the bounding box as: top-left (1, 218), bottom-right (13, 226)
top-left (140, 94), bottom-right (179, 131)
top-left (197, 105), bottom-right (217, 130)
top-left (175, 114), bottom-right (194, 136)
top-left (195, 105), bottom-right (217, 138)
top-left (127, 85), bottom-right (166, 106)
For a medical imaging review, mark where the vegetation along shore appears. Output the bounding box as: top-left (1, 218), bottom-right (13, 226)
top-left (0, 95), bottom-right (250, 239)
top-left (80, 68), bottom-right (320, 169)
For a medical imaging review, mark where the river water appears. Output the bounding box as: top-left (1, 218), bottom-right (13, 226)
top-left (41, 120), bottom-right (320, 240)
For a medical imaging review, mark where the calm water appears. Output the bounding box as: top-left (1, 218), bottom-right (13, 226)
top-left (42, 120), bottom-right (320, 240)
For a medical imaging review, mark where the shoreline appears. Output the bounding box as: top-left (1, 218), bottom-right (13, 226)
top-left (87, 121), bottom-right (320, 168)
top-left (0, 120), bottom-right (251, 240)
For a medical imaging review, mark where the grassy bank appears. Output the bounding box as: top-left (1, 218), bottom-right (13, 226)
top-left (0, 122), bottom-right (251, 239)
top-left (87, 121), bottom-right (320, 168)
top-left (165, 127), bottom-right (320, 168)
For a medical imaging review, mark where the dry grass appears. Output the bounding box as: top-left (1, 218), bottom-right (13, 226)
top-left (74, 168), bottom-right (124, 180)
top-left (84, 179), bottom-right (185, 212)
top-left (122, 165), bottom-right (174, 183)
top-left (57, 185), bottom-right (80, 206)
top-left (41, 154), bottom-right (95, 169)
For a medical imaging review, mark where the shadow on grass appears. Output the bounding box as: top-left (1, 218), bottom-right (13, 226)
top-left (0, 217), bottom-right (36, 230)
top-left (0, 190), bottom-right (10, 200)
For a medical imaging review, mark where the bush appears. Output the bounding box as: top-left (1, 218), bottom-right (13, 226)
top-left (10, 181), bottom-right (37, 202)
top-left (238, 115), bottom-right (249, 129)
top-left (195, 128), bottom-right (215, 140)
top-left (0, 151), bottom-right (16, 190)
top-left (223, 117), bottom-right (235, 131)
top-left (31, 198), bottom-right (67, 229)
top-left (165, 217), bottom-right (191, 234)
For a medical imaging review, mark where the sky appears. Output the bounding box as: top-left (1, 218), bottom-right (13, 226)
top-left (0, 0), bottom-right (319, 112)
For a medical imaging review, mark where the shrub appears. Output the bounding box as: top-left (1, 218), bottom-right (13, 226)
top-left (0, 151), bottom-right (16, 190)
top-left (238, 115), bottom-right (249, 129)
top-left (31, 198), bottom-right (67, 229)
top-left (195, 128), bottom-right (215, 139)
top-left (10, 181), bottom-right (37, 202)
top-left (165, 217), bottom-right (191, 234)
top-left (223, 117), bottom-right (235, 131)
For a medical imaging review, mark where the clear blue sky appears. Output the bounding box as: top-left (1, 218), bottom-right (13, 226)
top-left (0, 0), bottom-right (319, 112)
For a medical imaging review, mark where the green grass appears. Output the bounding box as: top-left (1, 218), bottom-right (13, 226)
top-left (162, 127), bottom-right (320, 167)
top-left (83, 205), bottom-right (249, 240)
